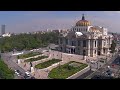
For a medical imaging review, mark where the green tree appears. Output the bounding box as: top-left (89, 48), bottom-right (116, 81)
top-left (110, 40), bottom-right (116, 53)
top-left (0, 32), bottom-right (59, 52)
top-left (0, 59), bottom-right (14, 79)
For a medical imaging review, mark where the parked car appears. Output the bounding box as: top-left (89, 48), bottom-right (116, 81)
top-left (106, 70), bottom-right (112, 76)
top-left (25, 72), bottom-right (30, 77)
top-left (14, 70), bottom-right (20, 76)
top-left (16, 70), bottom-right (22, 75)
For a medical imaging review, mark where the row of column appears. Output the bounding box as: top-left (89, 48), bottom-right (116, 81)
top-left (66, 48), bottom-right (75, 54)
top-left (59, 38), bottom-right (109, 57)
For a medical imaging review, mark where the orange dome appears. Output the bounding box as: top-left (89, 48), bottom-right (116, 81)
top-left (76, 14), bottom-right (91, 26)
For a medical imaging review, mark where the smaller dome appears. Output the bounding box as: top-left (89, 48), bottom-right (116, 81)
top-left (89, 27), bottom-right (100, 32)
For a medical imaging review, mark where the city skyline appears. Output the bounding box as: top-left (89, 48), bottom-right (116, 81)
top-left (0, 11), bottom-right (120, 33)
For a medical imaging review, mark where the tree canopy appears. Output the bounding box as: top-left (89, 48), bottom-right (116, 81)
top-left (0, 32), bottom-right (59, 52)
top-left (110, 40), bottom-right (116, 53)
top-left (0, 59), bottom-right (14, 79)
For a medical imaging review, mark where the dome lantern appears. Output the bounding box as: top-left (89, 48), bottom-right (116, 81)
top-left (82, 14), bottom-right (85, 20)
top-left (76, 14), bottom-right (91, 26)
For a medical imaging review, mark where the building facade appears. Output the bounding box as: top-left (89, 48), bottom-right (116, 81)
top-left (1, 25), bottom-right (5, 35)
top-left (58, 14), bottom-right (113, 57)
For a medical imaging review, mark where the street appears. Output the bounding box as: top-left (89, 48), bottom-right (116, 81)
top-left (1, 52), bottom-right (33, 79)
top-left (76, 70), bottom-right (94, 79)
top-left (85, 52), bottom-right (119, 79)
top-left (0, 47), bottom-right (50, 79)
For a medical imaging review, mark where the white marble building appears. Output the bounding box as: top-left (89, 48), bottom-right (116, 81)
top-left (58, 14), bottom-right (113, 57)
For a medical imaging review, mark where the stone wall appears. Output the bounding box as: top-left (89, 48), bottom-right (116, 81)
top-left (48, 50), bottom-right (85, 63)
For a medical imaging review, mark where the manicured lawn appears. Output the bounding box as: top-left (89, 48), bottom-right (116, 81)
top-left (35, 59), bottom-right (62, 69)
top-left (17, 52), bottom-right (42, 59)
top-left (24, 55), bottom-right (48, 62)
top-left (0, 59), bottom-right (14, 79)
top-left (48, 61), bottom-right (88, 79)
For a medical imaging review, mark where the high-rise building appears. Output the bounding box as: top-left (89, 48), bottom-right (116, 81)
top-left (1, 25), bottom-right (5, 35)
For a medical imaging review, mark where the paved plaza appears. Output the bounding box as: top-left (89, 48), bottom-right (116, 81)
top-left (12, 50), bottom-right (113, 79)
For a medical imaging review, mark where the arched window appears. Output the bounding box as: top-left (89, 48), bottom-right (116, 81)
top-left (72, 40), bottom-right (76, 46)
top-left (83, 50), bottom-right (86, 56)
top-left (60, 38), bottom-right (62, 44)
top-left (104, 41), bottom-right (106, 46)
top-left (95, 40), bottom-right (97, 47)
top-left (83, 40), bottom-right (86, 47)
top-left (78, 41), bottom-right (81, 46)
top-left (66, 39), bottom-right (68, 45)
top-left (94, 50), bottom-right (96, 54)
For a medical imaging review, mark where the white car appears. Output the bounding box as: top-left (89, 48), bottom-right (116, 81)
top-left (25, 72), bottom-right (30, 77)
top-left (14, 70), bottom-right (20, 76)
top-left (107, 66), bottom-right (110, 69)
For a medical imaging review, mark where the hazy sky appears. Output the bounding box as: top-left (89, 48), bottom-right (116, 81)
top-left (0, 11), bottom-right (120, 33)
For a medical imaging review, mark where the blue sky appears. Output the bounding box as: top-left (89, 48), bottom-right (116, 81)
top-left (0, 11), bottom-right (120, 33)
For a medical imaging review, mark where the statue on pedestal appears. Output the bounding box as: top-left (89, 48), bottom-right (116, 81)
top-left (30, 62), bottom-right (33, 67)
top-left (18, 59), bottom-right (21, 64)
top-left (30, 62), bottom-right (34, 73)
